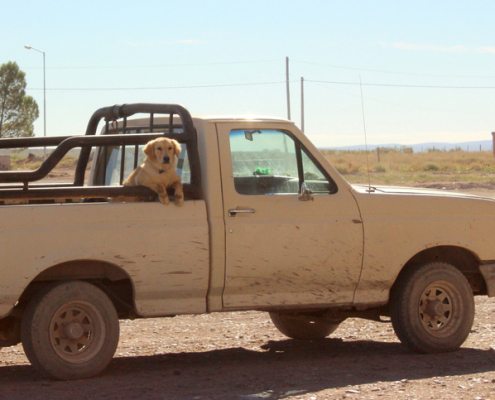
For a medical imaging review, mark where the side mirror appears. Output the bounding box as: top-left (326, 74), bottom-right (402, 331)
top-left (298, 182), bottom-right (314, 202)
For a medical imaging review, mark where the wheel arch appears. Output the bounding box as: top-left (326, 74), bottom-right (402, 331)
top-left (393, 245), bottom-right (487, 295)
top-left (18, 260), bottom-right (137, 319)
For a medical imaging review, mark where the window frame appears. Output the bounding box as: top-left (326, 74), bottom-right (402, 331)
top-left (229, 128), bottom-right (338, 196)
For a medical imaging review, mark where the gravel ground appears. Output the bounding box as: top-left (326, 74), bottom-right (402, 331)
top-left (2, 301), bottom-right (495, 400)
top-left (1, 187), bottom-right (495, 399)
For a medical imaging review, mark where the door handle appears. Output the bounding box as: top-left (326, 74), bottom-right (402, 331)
top-left (228, 208), bottom-right (256, 217)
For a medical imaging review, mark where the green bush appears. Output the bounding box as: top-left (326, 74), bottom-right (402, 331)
top-left (468, 163), bottom-right (483, 171)
top-left (422, 163), bottom-right (440, 171)
top-left (373, 163), bottom-right (388, 173)
top-left (334, 163), bottom-right (349, 174)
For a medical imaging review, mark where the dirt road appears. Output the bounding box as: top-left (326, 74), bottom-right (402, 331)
top-left (1, 187), bottom-right (495, 399)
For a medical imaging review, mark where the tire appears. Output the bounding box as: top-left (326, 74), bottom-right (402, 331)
top-left (269, 312), bottom-right (340, 339)
top-left (21, 281), bottom-right (120, 380)
top-left (390, 262), bottom-right (474, 354)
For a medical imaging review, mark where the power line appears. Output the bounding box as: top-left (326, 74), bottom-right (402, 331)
top-left (292, 59), bottom-right (495, 79)
top-left (26, 80), bottom-right (290, 91)
top-left (306, 79), bottom-right (495, 89)
top-left (24, 59), bottom-right (280, 70)
top-left (26, 78), bottom-right (495, 92)
top-left (311, 81), bottom-right (488, 115)
top-left (293, 59), bottom-right (422, 76)
top-left (23, 56), bottom-right (495, 80)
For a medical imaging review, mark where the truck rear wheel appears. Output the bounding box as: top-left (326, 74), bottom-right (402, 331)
top-left (21, 280), bottom-right (120, 380)
top-left (269, 312), bottom-right (340, 339)
top-left (390, 262), bottom-right (474, 353)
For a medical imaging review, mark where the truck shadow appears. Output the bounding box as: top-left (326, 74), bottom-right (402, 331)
top-left (1, 338), bottom-right (495, 399)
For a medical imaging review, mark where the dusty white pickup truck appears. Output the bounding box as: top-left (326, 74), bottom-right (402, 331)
top-left (1, 103), bottom-right (494, 380)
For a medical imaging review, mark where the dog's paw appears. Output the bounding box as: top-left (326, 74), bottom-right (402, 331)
top-left (159, 194), bottom-right (170, 205)
top-left (174, 194), bottom-right (184, 207)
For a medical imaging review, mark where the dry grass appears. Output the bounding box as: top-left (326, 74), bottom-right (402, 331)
top-left (11, 154), bottom-right (86, 171)
top-left (321, 149), bottom-right (495, 184)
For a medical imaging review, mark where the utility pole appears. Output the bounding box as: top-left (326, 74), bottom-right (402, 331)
top-left (286, 57), bottom-right (291, 120)
top-left (25, 45), bottom-right (47, 160)
top-left (301, 77), bottom-right (305, 133)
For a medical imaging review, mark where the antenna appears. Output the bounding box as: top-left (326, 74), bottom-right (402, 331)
top-left (286, 57), bottom-right (291, 120)
top-left (301, 77), bottom-right (305, 132)
top-left (359, 75), bottom-right (373, 193)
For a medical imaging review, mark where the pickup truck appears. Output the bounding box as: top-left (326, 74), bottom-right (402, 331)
top-left (1, 103), bottom-right (495, 380)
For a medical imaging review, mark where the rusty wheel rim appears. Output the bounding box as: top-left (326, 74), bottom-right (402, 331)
top-left (418, 284), bottom-right (453, 333)
top-left (49, 301), bottom-right (106, 363)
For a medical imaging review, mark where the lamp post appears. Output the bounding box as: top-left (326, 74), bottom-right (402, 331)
top-left (24, 45), bottom-right (46, 160)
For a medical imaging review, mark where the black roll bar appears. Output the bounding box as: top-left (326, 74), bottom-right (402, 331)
top-left (0, 103), bottom-right (202, 201)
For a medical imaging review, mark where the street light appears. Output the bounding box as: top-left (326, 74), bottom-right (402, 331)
top-left (24, 45), bottom-right (47, 160)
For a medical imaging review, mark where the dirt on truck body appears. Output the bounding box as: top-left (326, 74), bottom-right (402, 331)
top-left (1, 103), bottom-right (495, 383)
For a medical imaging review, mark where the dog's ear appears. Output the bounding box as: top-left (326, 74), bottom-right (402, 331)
top-left (143, 140), bottom-right (157, 162)
top-left (172, 139), bottom-right (182, 158)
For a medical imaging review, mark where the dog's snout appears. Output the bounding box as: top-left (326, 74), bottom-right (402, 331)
top-left (163, 156), bottom-right (170, 164)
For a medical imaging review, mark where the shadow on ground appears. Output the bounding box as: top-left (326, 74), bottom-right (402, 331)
top-left (2, 338), bottom-right (495, 399)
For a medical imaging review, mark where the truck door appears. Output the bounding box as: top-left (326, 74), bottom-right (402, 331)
top-left (217, 123), bottom-right (364, 309)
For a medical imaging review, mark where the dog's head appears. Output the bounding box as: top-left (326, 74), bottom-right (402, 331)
top-left (143, 138), bottom-right (182, 169)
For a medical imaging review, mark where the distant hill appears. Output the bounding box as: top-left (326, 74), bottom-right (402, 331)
top-left (322, 140), bottom-right (493, 153)
top-left (1, 140), bottom-right (493, 157)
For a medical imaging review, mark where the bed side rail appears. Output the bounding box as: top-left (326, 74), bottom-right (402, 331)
top-left (0, 103), bottom-right (202, 201)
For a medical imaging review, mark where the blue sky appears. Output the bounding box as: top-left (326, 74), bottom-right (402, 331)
top-left (2, 0), bottom-right (495, 147)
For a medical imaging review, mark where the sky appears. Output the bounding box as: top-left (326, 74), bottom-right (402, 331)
top-left (2, 0), bottom-right (495, 148)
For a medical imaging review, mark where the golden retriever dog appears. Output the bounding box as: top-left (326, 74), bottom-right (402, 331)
top-left (124, 138), bottom-right (184, 206)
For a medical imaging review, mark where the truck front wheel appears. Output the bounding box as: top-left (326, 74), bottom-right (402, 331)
top-left (21, 280), bottom-right (120, 380)
top-left (390, 262), bottom-right (474, 353)
top-left (269, 312), bottom-right (340, 339)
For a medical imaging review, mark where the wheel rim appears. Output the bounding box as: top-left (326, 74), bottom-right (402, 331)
top-left (418, 283), bottom-right (454, 334)
top-left (49, 301), bottom-right (106, 364)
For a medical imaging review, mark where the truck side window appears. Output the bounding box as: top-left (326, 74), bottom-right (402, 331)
top-left (229, 129), bottom-right (336, 195)
top-left (301, 149), bottom-right (335, 194)
top-left (105, 145), bottom-right (146, 186)
top-left (230, 129), bottom-right (299, 195)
